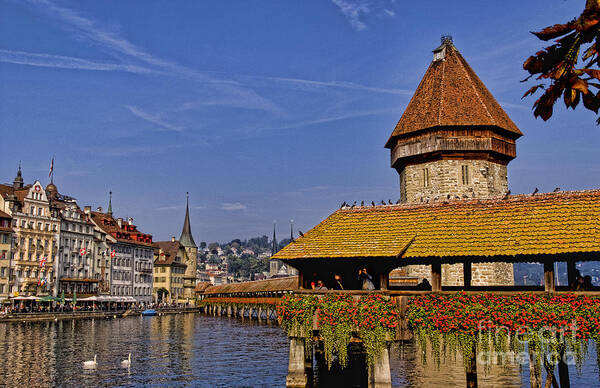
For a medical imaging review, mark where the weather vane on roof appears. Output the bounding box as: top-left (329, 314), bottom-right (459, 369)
top-left (441, 34), bottom-right (453, 45)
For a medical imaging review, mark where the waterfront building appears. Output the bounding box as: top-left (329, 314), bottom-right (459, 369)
top-left (0, 210), bottom-right (13, 299)
top-left (153, 239), bottom-right (188, 303)
top-left (84, 206), bottom-right (113, 294)
top-left (0, 168), bottom-right (60, 296)
top-left (89, 200), bottom-right (154, 303)
top-left (178, 194), bottom-right (198, 302)
top-left (47, 184), bottom-right (98, 296)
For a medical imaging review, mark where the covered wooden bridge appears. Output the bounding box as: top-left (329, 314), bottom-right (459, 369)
top-left (272, 190), bottom-right (600, 293)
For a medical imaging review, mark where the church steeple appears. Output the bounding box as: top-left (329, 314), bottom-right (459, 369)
top-left (13, 162), bottom-right (23, 189)
top-left (179, 192), bottom-right (197, 248)
top-left (271, 222), bottom-right (278, 256)
top-left (107, 191), bottom-right (113, 216)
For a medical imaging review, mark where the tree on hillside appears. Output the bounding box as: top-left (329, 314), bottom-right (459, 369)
top-left (523, 0), bottom-right (600, 122)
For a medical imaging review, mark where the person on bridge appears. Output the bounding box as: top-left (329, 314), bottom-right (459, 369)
top-left (332, 274), bottom-right (344, 290)
top-left (358, 268), bottom-right (375, 290)
top-left (315, 280), bottom-right (328, 290)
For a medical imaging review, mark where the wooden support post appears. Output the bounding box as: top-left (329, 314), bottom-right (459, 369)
top-left (529, 347), bottom-right (541, 388)
top-left (298, 272), bottom-right (304, 290)
top-left (544, 260), bottom-right (555, 293)
top-left (566, 259), bottom-right (577, 289)
top-left (286, 338), bottom-right (308, 388)
top-left (379, 272), bottom-right (389, 290)
top-left (464, 261), bottom-right (472, 289)
top-left (368, 343), bottom-right (392, 388)
top-left (557, 348), bottom-right (570, 388)
top-left (431, 262), bottom-right (442, 292)
top-left (465, 343), bottom-right (477, 388)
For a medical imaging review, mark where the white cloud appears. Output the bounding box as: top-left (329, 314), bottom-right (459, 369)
top-left (0, 49), bottom-right (156, 74)
top-left (221, 202), bottom-right (247, 211)
top-left (331, 0), bottom-right (370, 31)
top-left (383, 9), bottom-right (395, 17)
top-left (240, 74), bottom-right (411, 95)
top-left (24, 0), bottom-right (280, 113)
top-left (124, 105), bottom-right (184, 132)
top-left (156, 206), bottom-right (179, 211)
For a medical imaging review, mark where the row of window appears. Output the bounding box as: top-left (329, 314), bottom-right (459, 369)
top-left (61, 222), bottom-right (91, 234)
top-left (113, 270), bottom-right (131, 281)
top-left (62, 238), bottom-right (91, 250)
top-left (135, 274), bottom-right (152, 284)
top-left (16, 219), bottom-right (57, 231)
top-left (111, 285), bottom-right (151, 296)
top-left (15, 269), bottom-right (53, 279)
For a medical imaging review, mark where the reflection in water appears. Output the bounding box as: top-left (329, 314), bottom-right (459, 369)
top-left (0, 314), bottom-right (598, 387)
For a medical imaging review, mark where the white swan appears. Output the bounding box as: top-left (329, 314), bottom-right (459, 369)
top-left (121, 353), bottom-right (131, 368)
top-left (83, 355), bottom-right (97, 368)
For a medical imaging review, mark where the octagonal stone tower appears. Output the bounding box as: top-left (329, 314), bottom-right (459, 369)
top-left (385, 36), bottom-right (522, 286)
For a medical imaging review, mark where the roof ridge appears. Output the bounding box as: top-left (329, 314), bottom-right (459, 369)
top-left (336, 189), bottom-right (600, 212)
top-left (438, 57), bottom-right (445, 125)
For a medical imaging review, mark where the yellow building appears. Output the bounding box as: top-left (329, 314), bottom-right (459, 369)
top-left (0, 168), bottom-right (60, 296)
top-left (0, 210), bottom-right (13, 299)
top-left (153, 239), bottom-right (187, 304)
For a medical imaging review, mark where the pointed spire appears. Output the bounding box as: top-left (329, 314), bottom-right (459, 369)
top-left (290, 219), bottom-right (294, 242)
top-left (271, 221), bottom-right (278, 256)
top-left (179, 192), bottom-right (197, 248)
top-left (13, 162), bottom-right (23, 189)
top-left (107, 191), bottom-right (113, 216)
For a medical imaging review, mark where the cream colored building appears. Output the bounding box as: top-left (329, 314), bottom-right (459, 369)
top-left (153, 239), bottom-right (187, 303)
top-left (0, 210), bottom-right (13, 299)
top-left (0, 169), bottom-right (60, 296)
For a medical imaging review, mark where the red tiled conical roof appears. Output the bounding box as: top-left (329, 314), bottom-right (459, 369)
top-left (385, 41), bottom-right (522, 149)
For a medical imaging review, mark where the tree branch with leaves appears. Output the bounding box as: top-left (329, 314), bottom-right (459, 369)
top-left (523, 0), bottom-right (600, 122)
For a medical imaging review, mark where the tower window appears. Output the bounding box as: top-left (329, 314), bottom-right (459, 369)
top-left (423, 168), bottom-right (430, 187)
top-left (461, 165), bottom-right (470, 185)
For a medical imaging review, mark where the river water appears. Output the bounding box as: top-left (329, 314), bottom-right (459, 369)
top-left (0, 313), bottom-right (598, 387)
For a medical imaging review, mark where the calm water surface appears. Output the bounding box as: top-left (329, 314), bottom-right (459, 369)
top-left (0, 313), bottom-right (598, 387)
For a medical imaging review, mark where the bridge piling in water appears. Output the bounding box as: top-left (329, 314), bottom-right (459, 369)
top-left (286, 337), bottom-right (309, 388)
top-left (368, 344), bottom-right (392, 388)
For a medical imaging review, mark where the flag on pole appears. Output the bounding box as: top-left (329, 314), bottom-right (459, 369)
top-left (40, 257), bottom-right (47, 268)
top-left (49, 156), bottom-right (54, 178)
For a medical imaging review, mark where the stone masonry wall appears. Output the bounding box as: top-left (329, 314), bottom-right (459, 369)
top-left (400, 159), bottom-right (508, 203)
top-left (400, 158), bottom-right (513, 286)
top-left (406, 262), bottom-right (514, 286)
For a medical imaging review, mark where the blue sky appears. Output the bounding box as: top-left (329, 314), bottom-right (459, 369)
top-left (1, 0), bottom-right (599, 243)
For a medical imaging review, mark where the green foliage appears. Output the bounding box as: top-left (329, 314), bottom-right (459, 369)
top-left (318, 294), bottom-right (355, 368)
top-left (408, 292), bottom-right (600, 372)
top-left (278, 294), bottom-right (399, 370)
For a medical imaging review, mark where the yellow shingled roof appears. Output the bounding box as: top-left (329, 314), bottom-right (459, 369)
top-left (273, 190), bottom-right (600, 260)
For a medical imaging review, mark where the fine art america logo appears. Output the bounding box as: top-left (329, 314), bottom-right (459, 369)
top-left (477, 319), bottom-right (579, 366)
